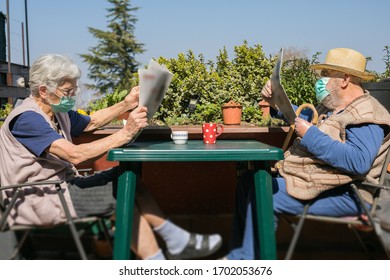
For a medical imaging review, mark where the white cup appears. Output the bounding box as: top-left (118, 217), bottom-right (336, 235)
top-left (171, 131), bottom-right (188, 144)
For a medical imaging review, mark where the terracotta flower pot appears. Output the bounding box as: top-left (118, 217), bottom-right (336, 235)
top-left (258, 100), bottom-right (271, 118)
top-left (222, 100), bottom-right (242, 125)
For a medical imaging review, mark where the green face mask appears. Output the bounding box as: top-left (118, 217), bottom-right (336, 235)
top-left (50, 96), bottom-right (76, 113)
top-left (314, 77), bottom-right (331, 103)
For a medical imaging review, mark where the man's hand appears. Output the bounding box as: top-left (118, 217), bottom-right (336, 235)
top-left (294, 117), bottom-right (312, 138)
top-left (261, 80), bottom-right (277, 109)
top-left (124, 86), bottom-right (140, 110)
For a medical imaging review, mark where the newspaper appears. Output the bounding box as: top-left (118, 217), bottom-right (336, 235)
top-left (138, 59), bottom-right (173, 120)
top-left (123, 59), bottom-right (173, 144)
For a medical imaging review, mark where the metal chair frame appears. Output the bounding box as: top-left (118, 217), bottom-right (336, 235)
top-left (0, 179), bottom-right (112, 260)
top-left (284, 149), bottom-right (390, 260)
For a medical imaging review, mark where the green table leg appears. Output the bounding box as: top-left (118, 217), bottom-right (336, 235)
top-left (253, 161), bottom-right (277, 259)
top-left (113, 163), bottom-right (138, 260)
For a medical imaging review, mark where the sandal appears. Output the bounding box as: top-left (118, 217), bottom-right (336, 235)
top-left (165, 233), bottom-right (222, 260)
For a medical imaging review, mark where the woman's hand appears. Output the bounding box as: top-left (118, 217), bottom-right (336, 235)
top-left (124, 106), bottom-right (148, 136)
top-left (124, 86), bottom-right (140, 110)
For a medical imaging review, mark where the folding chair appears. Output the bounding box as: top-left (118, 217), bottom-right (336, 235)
top-left (0, 178), bottom-right (112, 260)
top-left (284, 149), bottom-right (390, 260)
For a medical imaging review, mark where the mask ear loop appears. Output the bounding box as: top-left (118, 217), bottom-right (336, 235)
top-left (46, 92), bottom-right (55, 105)
top-left (37, 85), bottom-right (51, 105)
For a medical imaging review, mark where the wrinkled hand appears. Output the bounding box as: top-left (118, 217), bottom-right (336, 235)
top-left (294, 117), bottom-right (312, 138)
top-left (124, 106), bottom-right (148, 135)
top-left (261, 80), bottom-right (277, 109)
top-left (124, 86), bottom-right (140, 110)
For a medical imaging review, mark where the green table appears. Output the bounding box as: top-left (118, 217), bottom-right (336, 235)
top-left (107, 140), bottom-right (284, 260)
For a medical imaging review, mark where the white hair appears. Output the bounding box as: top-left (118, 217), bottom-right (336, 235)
top-left (28, 54), bottom-right (81, 97)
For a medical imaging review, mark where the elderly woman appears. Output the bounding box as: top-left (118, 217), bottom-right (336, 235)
top-left (0, 54), bottom-right (222, 260)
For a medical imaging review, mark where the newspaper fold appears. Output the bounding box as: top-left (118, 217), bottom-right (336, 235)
top-left (270, 48), bottom-right (296, 125)
top-left (138, 59), bottom-right (173, 120)
top-left (123, 59), bottom-right (173, 144)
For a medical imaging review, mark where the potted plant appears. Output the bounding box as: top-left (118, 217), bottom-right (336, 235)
top-left (221, 100), bottom-right (242, 125)
top-left (192, 103), bottom-right (222, 124)
top-left (258, 99), bottom-right (271, 118)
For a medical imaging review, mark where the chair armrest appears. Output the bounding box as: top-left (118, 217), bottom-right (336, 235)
top-left (77, 168), bottom-right (92, 172)
top-left (356, 181), bottom-right (390, 190)
top-left (77, 168), bottom-right (93, 176)
top-left (0, 180), bottom-right (64, 191)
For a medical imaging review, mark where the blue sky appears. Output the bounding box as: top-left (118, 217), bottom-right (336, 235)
top-left (2, 0), bottom-right (390, 89)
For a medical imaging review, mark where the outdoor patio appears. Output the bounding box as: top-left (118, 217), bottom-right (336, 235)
top-left (2, 122), bottom-right (389, 261)
top-left (0, 212), bottom-right (387, 260)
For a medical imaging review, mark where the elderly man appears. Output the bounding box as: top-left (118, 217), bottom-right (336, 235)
top-left (0, 54), bottom-right (222, 260)
top-left (227, 48), bottom-right (390, 259)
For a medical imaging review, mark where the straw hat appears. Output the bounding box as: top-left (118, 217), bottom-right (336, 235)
top-left (310, 48), bottom-right (375, 80)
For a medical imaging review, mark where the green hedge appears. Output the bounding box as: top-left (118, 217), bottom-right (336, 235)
top-left (86, 41), bottom-right (321, 125)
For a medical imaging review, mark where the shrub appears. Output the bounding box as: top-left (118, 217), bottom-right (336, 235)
top-left (281, 52), bottom-right (320, 106)
top-left (88, 88), bottom-right (130, 112)
top-left (84, 42), bottom-right (341, 125)
top-left (0, 103), bottom-right (13, 126)
top-left (151, 41), bottom-right (277, 124)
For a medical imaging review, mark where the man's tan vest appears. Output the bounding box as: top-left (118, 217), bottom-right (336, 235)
top-left (278, 93), bottom-right (390, 204)
top-left (0, 97), bottom-right (78, 226)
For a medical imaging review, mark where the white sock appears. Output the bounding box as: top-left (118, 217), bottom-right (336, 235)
top-left (154, 220), bottom-right (222, 255)
top-left (154, 220), bottom-right (189, 254)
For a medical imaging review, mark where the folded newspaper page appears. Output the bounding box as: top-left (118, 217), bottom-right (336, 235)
top-left (123, 60), bottom-right (173, 144)
top-left (139, 59), bottom-right (173, 120)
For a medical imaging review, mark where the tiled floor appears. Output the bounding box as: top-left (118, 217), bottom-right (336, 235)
top-left (276, 215), bottom-right (388, 260)
top-left (183, 214), bottom-right (388, 260)
top-left (7, 214), bottom-right (388, 260)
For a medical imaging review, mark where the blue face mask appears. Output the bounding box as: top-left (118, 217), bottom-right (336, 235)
top-left (314, 77), bottom-right (331, 103)
top-left (50, 96), bottom-right (76, 113)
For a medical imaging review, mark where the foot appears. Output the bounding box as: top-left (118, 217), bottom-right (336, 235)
top-left (166, 233), bottom-right (223, 260)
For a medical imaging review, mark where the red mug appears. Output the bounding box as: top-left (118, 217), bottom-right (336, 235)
top-left (202, 123), bottom-right (224, 144)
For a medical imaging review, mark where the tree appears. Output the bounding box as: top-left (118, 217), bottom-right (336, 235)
top-left (80, 0), bottom-right (144, 94)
